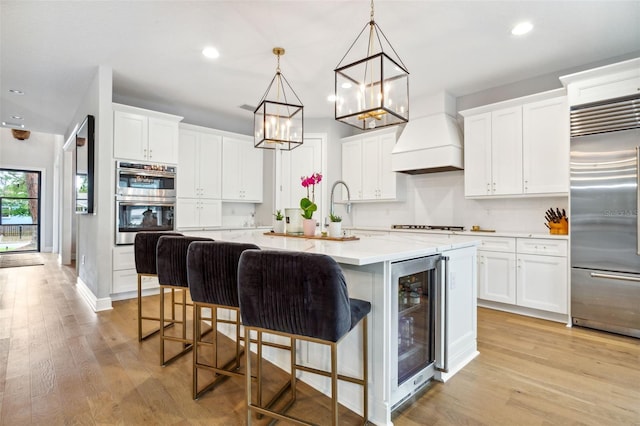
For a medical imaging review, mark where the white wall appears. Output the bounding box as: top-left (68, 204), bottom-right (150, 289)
top-left (0, 128), bottom-right (63, 252)
top-left (64, 65), bottom-right (113, 304)
top-left (350, 170), bottom-right (568, 234)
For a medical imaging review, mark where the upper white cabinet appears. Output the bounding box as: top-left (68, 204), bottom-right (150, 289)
top-left (560, 58), bottom-right (640, 106)
top-left (460, 89), bottom-right (569, 198)
top-left (113, 103), bottom-right (183, 164)
top-left (341, 127), bottom-right (400, 202)
top-left (522, 97), bottom-right (569, 194)
top-left (178, 126), bottom-right (222, 199)
top-left (222, 135), bottom-right (263, 202)
top-left (176, 124), bottom-right (223, 230)
top-left (341, 138), bottom-right (363, 200)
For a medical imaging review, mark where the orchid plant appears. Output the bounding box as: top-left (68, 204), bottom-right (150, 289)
top-left (300, 172), bottom-right (322, 219)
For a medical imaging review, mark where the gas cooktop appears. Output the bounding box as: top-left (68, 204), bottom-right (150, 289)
top-left (391, 225), bottom-right (465, 231)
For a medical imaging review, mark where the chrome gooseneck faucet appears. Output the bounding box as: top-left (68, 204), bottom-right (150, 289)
top-left (330, 180), bottom-right (352, 217)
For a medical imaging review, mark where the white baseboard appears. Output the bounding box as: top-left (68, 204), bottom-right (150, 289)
top-left (77, 276), bottom-right (113, 312)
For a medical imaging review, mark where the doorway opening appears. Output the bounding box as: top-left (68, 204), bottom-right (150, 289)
top-left (0, 168), bottom-right (41, 253)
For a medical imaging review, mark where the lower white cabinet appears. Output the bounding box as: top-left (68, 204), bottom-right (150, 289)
top-left (476, 236), bottom-right (568, 316)
top-left (478, 250), bottom-right (516, 304)
top-left (176, 198), bottom-right (222, 230)
top-left (112, 246), bottom-right (158, 295)
top-left (516, 253), bottom-right (568, 314)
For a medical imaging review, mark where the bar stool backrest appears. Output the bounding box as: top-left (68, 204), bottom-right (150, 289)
top-left (238, 250), bottom-right (352, 342)
top-left (187, 241), bottom-right (260, 307)
top-left (156, 235), bottom-right (213, 287)
top-left (134, 231), bottom-right (183, 275)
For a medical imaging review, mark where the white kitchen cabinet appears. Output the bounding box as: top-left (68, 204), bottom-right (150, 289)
top-left (341, 128), bottom-right (399, 201)
top-left (222, 135), bottom-right (263, 202)
top-left (112, 246), bottom-right (158, 295)
top-left (474, 235), bottom-right (568, 317)
top-left (460, 90), bottom-right (568, 198)
top-left (462, 106), bottom-right (522, 196)
top-left (522, 97), bottom-right (569, 194)
top-left (176, 198), bottom-right (222, 230)
top-left (177, 126), bottom-right (223, 230)
top-left (478, 250), bottom-right (517, 305)
top-left (113, 104), bottom-right (182, 164)
top-left (491, 106), bottom-right (523, 195)
top-left (515, 238), bottom-right (568, 314)
top-left (516, 253), bottom-right (568, 314)
top-left (462, 113), bottom-right (492, 197)
top-left (560, 58), bottom-right (640, 106)
top-left (178, 127), bottom-right (222, 199)
top-left (341, 139), bottom-right (363, 200)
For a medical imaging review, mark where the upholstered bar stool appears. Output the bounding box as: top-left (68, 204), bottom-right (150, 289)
top-left (186, 240), bottom-right (260, 399)
top-left (238, 250), bottom-right (371, 425)
top-left (156, 235), bottom-right (213, 366)
top-left (134, 231), bottom-right (183, 342)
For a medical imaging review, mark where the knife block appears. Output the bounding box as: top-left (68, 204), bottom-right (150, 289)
top-left (549, 218), bottom-right (568, 235)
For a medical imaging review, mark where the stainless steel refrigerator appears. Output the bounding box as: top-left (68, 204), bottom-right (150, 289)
top-left (570, 94), bottom-right (640, 338)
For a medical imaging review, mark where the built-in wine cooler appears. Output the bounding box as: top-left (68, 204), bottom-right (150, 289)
top-left (390, 254), bottom-right (446, 409)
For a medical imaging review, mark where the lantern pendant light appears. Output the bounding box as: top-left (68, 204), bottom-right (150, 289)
top-left (254, 47), bottom-right (304, 150)
top-left (334, 0), bottom-right (409, 130)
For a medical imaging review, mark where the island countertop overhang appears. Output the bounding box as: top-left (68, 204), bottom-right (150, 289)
top-left (183, 229), bottom-right (480, 265)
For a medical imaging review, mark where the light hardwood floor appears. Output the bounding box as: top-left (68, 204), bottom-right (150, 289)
top-left (1, 254), bottom-right (638, 425)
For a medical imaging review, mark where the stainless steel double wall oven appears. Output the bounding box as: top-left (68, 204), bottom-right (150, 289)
top-left (115, 161), bottom-right (176, 245)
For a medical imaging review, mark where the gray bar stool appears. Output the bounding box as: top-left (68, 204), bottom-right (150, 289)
top-left (186, 240), bottom-right (259, 399)
top-left (156, 235), bottom-right (213, 366)
top-left (238, 250), bottom-right (371, 425)
top-left (134, 231), bottom-right (182, 342)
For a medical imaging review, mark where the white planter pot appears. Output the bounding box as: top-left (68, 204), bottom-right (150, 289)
top-left (285, 208), bottom-right (303, 235)
top-left (328, 222), bottom-right (342, 238)
top-left (274, 220), bottom-right (285, 234)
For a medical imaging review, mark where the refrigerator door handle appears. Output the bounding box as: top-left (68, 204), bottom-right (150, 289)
top-left (637, 147), bottom-right (639, 256)
top-left (590, 272), bottom-right (640, 283)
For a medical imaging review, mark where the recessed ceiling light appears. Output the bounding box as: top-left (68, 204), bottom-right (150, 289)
top-left (202, 46), bottom-right (220, 59)
top-left (8, 89), bottom-right (24, 95)
top-left (511, 22), bottom-right (533, 36)
top-left (327, 94), bottom-right (337, 102)
top-left (341, 82), bottom-right (352, 89)
top-left (11, 115), bottom-right (23, 120)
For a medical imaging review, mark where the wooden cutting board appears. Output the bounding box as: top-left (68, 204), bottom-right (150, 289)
top-left (264, 232), bottom-right (359, 241)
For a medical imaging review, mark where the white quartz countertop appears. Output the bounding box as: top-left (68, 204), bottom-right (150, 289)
top-left (350, 226), bottom-right (570, 240)
top-left (183, 229), bottom-right (478, 266)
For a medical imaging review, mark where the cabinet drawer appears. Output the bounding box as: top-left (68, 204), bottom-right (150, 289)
top-left (112, 269), bottom-right (159, 294)
top-left (517, 238), bottom-right (567, 256)
top-left (477, 236), bottom-right (516, 253)
top-left (113, 246), bottom-right (135, 270)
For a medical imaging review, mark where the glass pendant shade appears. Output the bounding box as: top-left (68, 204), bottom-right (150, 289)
top-left (254, 48), bottom-right (304, 150)
top-left (334, 3), bottom-right (409, 131)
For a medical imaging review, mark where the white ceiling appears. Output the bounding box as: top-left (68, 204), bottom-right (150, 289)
top-left (1, 0), bottom-right (639, 136)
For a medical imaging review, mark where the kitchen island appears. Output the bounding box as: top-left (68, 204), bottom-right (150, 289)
top-left (185, 229), bottom-right (479, 426)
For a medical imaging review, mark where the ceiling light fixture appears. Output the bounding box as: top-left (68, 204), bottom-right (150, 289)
top-left (334, 0), bottom-right (409, 130)
top-left (254, 47), bottom-right (303, 151)
top-left (2, 121), bottom-right (25, 129)
top-left (8, 89), bottom-right (24, 95)
top-left (511, 22), bottom-right (533, 36)
top-left (202, 46), bottom-right (220, 59)
top-left (11, 115), bottom-right (23, 120)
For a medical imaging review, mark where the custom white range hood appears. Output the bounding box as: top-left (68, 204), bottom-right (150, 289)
top-left (391, 92), bottom-right (464, 174)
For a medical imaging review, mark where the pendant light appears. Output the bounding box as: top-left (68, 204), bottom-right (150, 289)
top-left (254, 47), bottom-right (304, 150)
top-left (334, 0), bottom-right (409, 130)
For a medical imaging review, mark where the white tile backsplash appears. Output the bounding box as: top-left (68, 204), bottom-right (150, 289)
top-left (350, 170), bottom-right (568, 233)
top-left (221, 203), bottom-right (256, 228)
